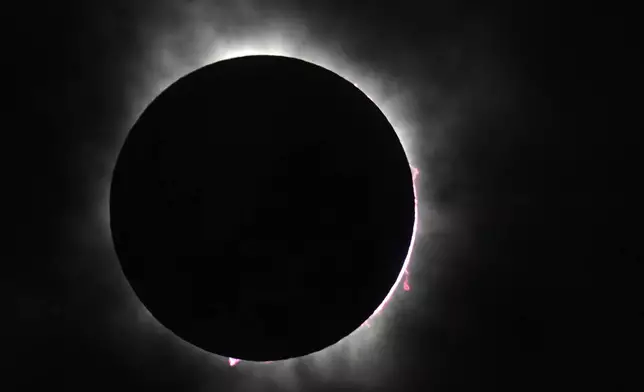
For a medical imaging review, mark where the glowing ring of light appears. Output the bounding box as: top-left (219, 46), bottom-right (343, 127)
top-left (104, 20), bottom-right (425, 376)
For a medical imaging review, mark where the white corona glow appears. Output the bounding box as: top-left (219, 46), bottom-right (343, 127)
top-left (58, 1), bottom-right (515, 389)
top-left (89, 8), bottom-right (435, 391)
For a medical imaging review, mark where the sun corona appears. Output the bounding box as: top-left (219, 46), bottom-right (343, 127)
top-left (114, 16), bottom-right (425, 379)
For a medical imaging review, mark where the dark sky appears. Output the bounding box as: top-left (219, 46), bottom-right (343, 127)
top-left (7, 1), bottom-right (638, 391)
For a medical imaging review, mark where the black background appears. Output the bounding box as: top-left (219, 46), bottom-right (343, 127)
top-left (6, 1), bottom-right (639, 391)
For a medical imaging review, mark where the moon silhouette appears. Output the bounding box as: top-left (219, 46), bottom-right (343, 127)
top-left (109, 55), bottom-right (415, 361)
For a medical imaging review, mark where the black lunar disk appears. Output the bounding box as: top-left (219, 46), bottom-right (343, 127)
top-left (109, 55), bottom-right (415, 361)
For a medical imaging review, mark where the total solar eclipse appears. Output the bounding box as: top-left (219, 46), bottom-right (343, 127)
top-left (109, 55), bottom-right (415, 362)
